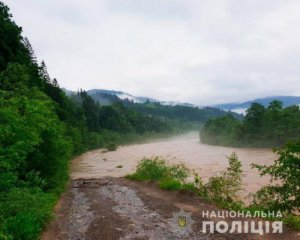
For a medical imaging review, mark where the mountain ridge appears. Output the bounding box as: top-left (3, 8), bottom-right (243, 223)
top-left (65, 88), bottom-right (201, 108)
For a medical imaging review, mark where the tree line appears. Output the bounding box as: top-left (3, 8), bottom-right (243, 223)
top-left (123, 100), bottom-right (242, 124)
top-left (200, 100), bottom-right (300, 147)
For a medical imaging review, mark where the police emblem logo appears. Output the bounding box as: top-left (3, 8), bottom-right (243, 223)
top-left (172, 209), bottom-right (195, 233)
top-left (178, 215), bottom-right (187, 227)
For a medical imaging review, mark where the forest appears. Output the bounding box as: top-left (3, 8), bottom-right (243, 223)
top-left (200, 100), bottom-right (300, 147)
top-left (123, 100), bottom-right (242, 123)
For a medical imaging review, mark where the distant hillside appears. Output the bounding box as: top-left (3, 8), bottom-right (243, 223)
top-left (123, 101), bottom-right (243, 123)
top-left (87, 89), bottom-right (158, 104)
top-left (64, 88), bottom-right (241, 122)
top-left (214, 96), bottom-right (300, 114)
top-left (65, 88), bottom-right (203, 108)
top-left (64, 89), bottom-right (158, 105)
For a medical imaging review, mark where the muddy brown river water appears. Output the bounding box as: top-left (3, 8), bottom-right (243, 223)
top-left (71, 131), bottom-right (276, 200)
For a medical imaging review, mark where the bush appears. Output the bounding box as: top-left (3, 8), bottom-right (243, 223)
top-left (126, 157), bottom-right (169, 181)
top-left (126, 157), bottom-right (189, 184)
top-left (159, 178), bottom-right (182, 190)
top-left (0, 188), bottom-right (56, 240)
top-left (283, 215), bottom-right (300, 230)
top-left (251, 140), bottom-right (300, 213)
top-left (181, 182), bottom-right (197, 191)
top-left (105, 141), bottom-right (117, 151)
top-left (196, 153), bottom-right (244, 208)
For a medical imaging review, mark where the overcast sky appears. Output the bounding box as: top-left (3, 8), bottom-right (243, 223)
top-left (5, 0), bottom-right (300, 105)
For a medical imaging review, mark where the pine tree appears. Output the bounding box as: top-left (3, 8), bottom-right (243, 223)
top-left (40, 60), bottom-right (51, 83)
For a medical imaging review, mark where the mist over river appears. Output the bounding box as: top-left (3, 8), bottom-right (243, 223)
top-left (72, 131), bottom-right (276, 200)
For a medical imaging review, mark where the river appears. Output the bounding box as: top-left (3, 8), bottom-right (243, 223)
top-left (71, 131), bottom-right (276, 200)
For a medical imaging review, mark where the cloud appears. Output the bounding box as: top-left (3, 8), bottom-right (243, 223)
top-left (5, 0), bottom-right (300, 105)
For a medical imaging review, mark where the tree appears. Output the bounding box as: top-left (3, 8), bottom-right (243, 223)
top-left (244, 103), bottom-right (265, 132)
top-left (201, 100), bottom-right (300, 147)
top-left (200, 114), bottom-right (240, 146)
top-left (252, 140), bottom-right (300, 212)
top-left (23, 37), bottom-right (37, 64)
top-left (0, 2), bottom-right (31, 71)
top-left (39, 60), bottom-right (51, 83)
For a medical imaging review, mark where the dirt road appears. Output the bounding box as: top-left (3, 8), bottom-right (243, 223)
top-left (42, 178), bottom-right (298, 240)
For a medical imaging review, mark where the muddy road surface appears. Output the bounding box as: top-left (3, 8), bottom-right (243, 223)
top-left (42, 178), bottom-right (299, 240)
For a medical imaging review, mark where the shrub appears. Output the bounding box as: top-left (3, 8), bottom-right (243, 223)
top-left (197, 153), bottom-right (244, 208)
top-left (168, 163), bottom-right (190, 181)
top-left (105, 141), bottom-right (117, 151)
top-left (283, 215), bottom-right (300, 230)
top-left (126, 157), bottom-right (189, 184)
top-left (126, 157), bottom-right (169, 181)
top-left (0, 188), bottom-right (56, 240)
top-left (251, 140), bottom-right (300, 213)
top-left (181, 182), bottom-right (197, 192)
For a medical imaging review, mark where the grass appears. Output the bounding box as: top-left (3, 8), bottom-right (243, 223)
top-left (0, 188), bottom-right (59, 240)
top-left (283, 215), bottom-right (300, 230)
top-left (159, 178), bottom-right (182, 190)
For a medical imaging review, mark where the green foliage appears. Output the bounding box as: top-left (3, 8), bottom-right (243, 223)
top-left (167, 163), bottom-right (190, 181)
top-left (0, 2), bottom-right (32, 72)
top-left (124, 101), bottom-right (242, 123)
top-left (196, 153), bottom-right (244, 209)
top-left (159, 178), bottom-right (182, 190)
top-left (0, 188), bottom-right (55, 240)
top-left (126, 157), bottom-right (189, 184)
top-left (127, 157), bottom-right (169, 181)
top-left (127, 153), bottom-right (242, 207)
top-left (128, 155), bottom-right (243, 209)
top-left (251, 140), bottom-right (300, 213)
top-left (105, 141), bottom-right (117, 151)
top-left (181, 182), bottom-right (196, 191)
top-left (283, 215), bottom-right (300, 230)
top-left (201, 101), bottom-right (300, 147)
top-left (200, 114), bottom-right (241, 146)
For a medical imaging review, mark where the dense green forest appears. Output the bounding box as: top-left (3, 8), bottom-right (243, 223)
top-left (72, 90), bottom-right (243, 124)
top-left (123, 100), bottom-right (242, 123)
top-left (200, 100), bottom-right (300, 147)
top-left (0, 2), bottom-right (197, 239)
